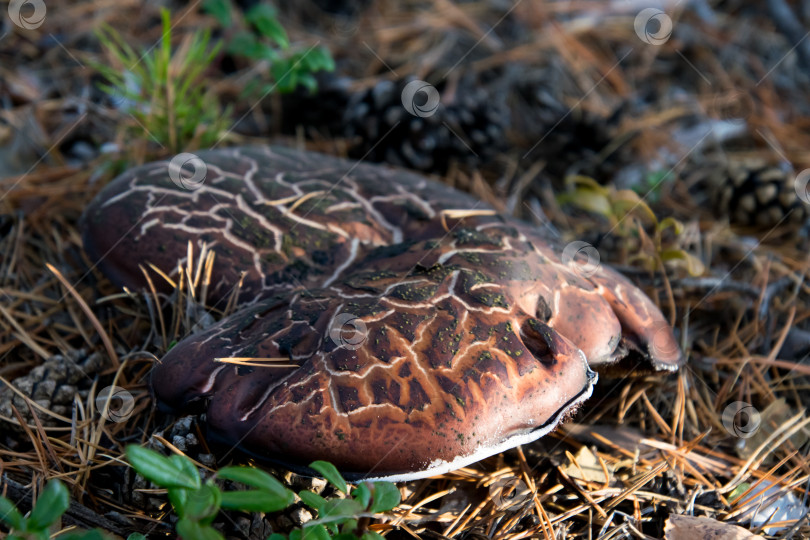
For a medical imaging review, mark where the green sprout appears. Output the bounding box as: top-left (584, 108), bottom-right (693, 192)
top-left (126, 446), bottom-right (401, 540)
top-left (94, 8), bottom-right (231, 153)
top-left (0, 479), bottom-right (70, 540)
top-left (0, 450), bottom-right (400, 540)
top-left (558, 175), bottom-right (704, 276)
top-left (203, 0), bottom-right (335, 94)
top-left (126, 444), bottom-right (294, 540)
top-left (0, 479), bottom-right (127, 540)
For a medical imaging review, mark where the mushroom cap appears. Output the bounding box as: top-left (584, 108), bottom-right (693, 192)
top-left (81, 146), bottom-right (476, 306)
top-left (81, 146), bottom-right (682, 479)
top-left (153, 231), bottom-right (597, 479)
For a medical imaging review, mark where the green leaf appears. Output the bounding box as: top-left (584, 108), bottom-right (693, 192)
top-left (302, 524), bottom-right (331, 540)
top-left (176, 518), bottom-right (224, 540)
top-left (170, 454), bottom-right (203, 490)
top-left (228, 33), bottom-right (272, 60)
top-left (167, 486), bottom-right (190, 517)
top-left (297, 73), bottom-right (318, 94)
top-left (28, 479), bottom-right (70, 530)
top-left (661, 249), bottom-right (705, 276)
top-left (273, 67), bottom-right (298, 94)
top-left (217, 466), bottom-right (288, 495)
top-left (309, 461), bottom-right (347, 494)
top-left (267, 534), bottom-right (287, 540)
top-left (302, 47), bottom-right (335, 72)
top-left (159, 8), bottom-right (172, 80)
top-left (220, 489), bottom-right (294, 513)
top-left (320, 498), bottom-right (365, 520)
top-left (298, 490), bottom-right (328, 510)
top-left (338, 520), bottom-right (358, 534)
top-left (565, 174), bottom-right (610, 196)
top-left (658, 216), bottom-right (684, 236)
top-left (183, 484), bottom-right (221, 524)
top-left (369, 482), bottom-right (400, 513)
top-left (612, 190), bottom-right (658, 226)
top-left (317, 47), bottom-right (336, 71)
top-left (126, 445), bottom-right (200, 490)
top-left (0, 495), bottom-right (25, 530)
top-left (202, 0), bottom-right (232, 27)
top-left (361, 532), bottom-right (386, 540)
top-left (217, 466), bottom-right (294, 512)
top-left (728, 483), bottom-right (750, 503)
top-left (557, 190), bottom-right (611, 217)
top-left (246, 4), bottom-right (289, 49)
top-left (289, 530), bottom-right (303, 540)
top-left (127, 534), bottom-right (148, 540)
top-left (352, 483), bottom-right (371, 509)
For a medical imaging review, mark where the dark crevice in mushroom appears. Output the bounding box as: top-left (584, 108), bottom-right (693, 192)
top-left (519, 319), bottom-right (557, 367)
top-left (536, 296), bottom-right (552, 322)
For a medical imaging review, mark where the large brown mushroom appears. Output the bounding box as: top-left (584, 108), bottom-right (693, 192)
top-left (81, 146), bottom-right (682, 480)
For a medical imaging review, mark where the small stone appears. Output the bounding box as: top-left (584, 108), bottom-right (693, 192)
top-left (249, 514), bottom-right (273, 539)
top-left (290, 507), bottom-right (313, 526)
top-left (293, 476), bottom-right (328, 494)
top-left (234, 516), bottom-right (251, 537)
top-left (275, 515), bottom-right (294, 531)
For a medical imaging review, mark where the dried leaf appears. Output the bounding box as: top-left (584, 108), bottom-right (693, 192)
top-left (561, 446), bottom-right (613, 483)
top-left (665, 514), bottom-right (759, 540)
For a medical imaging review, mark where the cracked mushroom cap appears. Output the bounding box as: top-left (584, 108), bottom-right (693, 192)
top-left (81, 146), bottom-right (682, 480)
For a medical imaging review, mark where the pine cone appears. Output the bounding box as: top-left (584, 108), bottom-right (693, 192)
top-left (0, 350), bottom-right (105, 426)
top-left (710, 160), bottom-right (808, 229)
top-left (280, 74), bottom-right (352, 137)
top-left (512, 67), bottom-right (625, 184)
top-left (343, 78), bottom-right (508, 174)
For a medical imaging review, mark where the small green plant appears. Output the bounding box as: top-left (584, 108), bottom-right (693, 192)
top-left (287, 461), bottom-right (401, 540)
top-left (1, 451), bottom-right (399, 540)
top-left (126, 444), bottom-right (294, 540)
top-left (203, 0), bottom-right (335, 94)
top-left (126, 446), bottom-right (401, 540)
top-left (0, 478), bottom-right (126, 540)
top-left (558, 175), bottom-right (704, 276)
top-left (0, 479), bottom-right (70, 540)
top-left (94, 8), bottom-right (231, 152)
